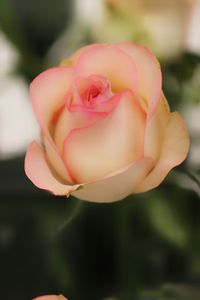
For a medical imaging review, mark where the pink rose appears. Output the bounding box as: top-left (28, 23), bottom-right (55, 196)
top-left (33, 295), bottom-right (67, 300)
top-left (25, 43), bottom-right (189, 203)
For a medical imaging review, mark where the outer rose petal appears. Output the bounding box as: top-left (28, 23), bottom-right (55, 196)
top-left (30, 67), bottom-right (74, 182)
top-left (72, 158), bottom-right (153, 203)
top-left (43, 137), bottom-right (72, 182)
top-left (60, 44), bottom-right (100, 66)
top-left (30, 67), bottom-right (73, 139)
top-left (135, 112), bottom-right (190, 193)
top-left (117, 42), bottom-right (162, 116)
top-left (33, 295), bottom-right (67, 300)
top-left (74, 44), bottom-right (139, 96)
top-left (54, 106), bottom-right (107, 154)
top-left (62, 42), bottom-right (162, 115)
top-left (64, 91), bottom-right (145, 183)
top-left (25, 141), bottom-right (80, 196)
top-left (144, 94), bottom-right (170, 161)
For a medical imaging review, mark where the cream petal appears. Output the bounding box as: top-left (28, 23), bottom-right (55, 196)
top-left (43, 136), bottom-right (73, 182)
top-left (60, 44), bottom-right (100, 66)
top-left (72, 158), bottom-right (153, 203)
top-left (30, 67), bottom-right (73, 139)
top-left (24, 141), bottom-right (80, 196)
top-left (117, 42), bottom-right (162, 116)
top-left (54, 106), bottom-right (107, 154)
top-left (144, 94), bottom-right (170, 161)
top-left (53, 95), bottom-right (120, 182)
top-left (54, 107), bottom-right (74, 153)
top-left (74, 44), bottom-right (139, 95)
top-left (30, 67), bottom-right (74, 182)
top-left (64, 91), bottom-right (145, 183)
top-left (135, 112), bottom-right (190, 193)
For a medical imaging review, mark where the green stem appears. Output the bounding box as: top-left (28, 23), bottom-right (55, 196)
top-left (55, 199), bottom-right (84, 236)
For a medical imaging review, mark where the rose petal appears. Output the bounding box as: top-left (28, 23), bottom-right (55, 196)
top-left (30, 67), bottom-right (74, 182)
top-left (43, 136), bottom-right (73, 182)
top-left (54, 106), bottom-right (108, 154)
top-left (30, 67), bottom-right (73, 139)
top-left (71, 74), bottom-right (113, 109)
top-left (33, 296), bottom-right (67, 300)
top-left (64, 91), bottom-right (145, 183)
top-left (74, 44), bottom-right (139, 96)
top-left (25, 141), bottom-right (80, 195)
top-left (72, 157), bottom-right (153, 203)
top-left (144, 94), bottom-right (170, 160)
top-left (135, 112), bottom-right (190, 192)
top-left (60, 44), bottom-right (100, 67)
top-left (117, 42), bottom-right (162, 116)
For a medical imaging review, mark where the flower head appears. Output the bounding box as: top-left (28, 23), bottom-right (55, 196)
top-left (25, 43), bottom-right (189, 203)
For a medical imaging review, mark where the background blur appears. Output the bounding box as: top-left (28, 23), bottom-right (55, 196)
top-left (0, 0), bottom-right (200, 299)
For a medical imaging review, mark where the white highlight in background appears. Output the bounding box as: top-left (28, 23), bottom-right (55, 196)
top-left (0, 32), bottom-right (38, 159)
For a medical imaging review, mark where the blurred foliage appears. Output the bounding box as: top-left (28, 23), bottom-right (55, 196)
top-left (163, 53), bottom-right (200, 110)
top-left (138, 284), bottom-right (200, 300)
top-left (93, 1), bottom-right (150, 45)
top-left (0, 0), bottom-right (72, 80)
top-left (1, 157), bottom-right (200, 300)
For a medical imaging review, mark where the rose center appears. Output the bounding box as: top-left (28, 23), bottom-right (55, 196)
top-left (67, 75), bottom-right (114, 112)
top-left (83, 84), bottom-right (102, 103)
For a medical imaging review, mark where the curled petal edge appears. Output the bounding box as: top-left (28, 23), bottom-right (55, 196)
top-left (30, 67), bottom-right (74, 183)
top-left (62, 90), bottom-right (145, 183)
top-left (33, 295), bottom-right (67, 300)
top-left (117, 42), bottom-right (162, 118)
top-left (24, 141), bottom-right (81, 196)
top-left (25, 141), bottom-right (154, 202)
top-left (72, 157), bottom-right (154, 203)
top-left (135, 112), bottom-right (190, 193)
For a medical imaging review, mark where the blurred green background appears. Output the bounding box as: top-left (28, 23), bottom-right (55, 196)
top-left (0, 0), bottom-right (200, 299)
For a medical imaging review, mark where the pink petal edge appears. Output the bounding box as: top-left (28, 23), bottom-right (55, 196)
top-left (30, 67), bottom-right (74, 183)
top-left (63, 90), bottom-right (145, 183)
top-left (25, 141), bottom-right (80, 196)
top-left (72, 157), bottom-right (154, 203)
top-left (33, 295), bottom-right (67, 300)
top-left (135, 112), bottom-right (190, 193)
top-left (74, 44), bottom-right (140, 100)
top-left (117, 42), bottom-right (162, 118)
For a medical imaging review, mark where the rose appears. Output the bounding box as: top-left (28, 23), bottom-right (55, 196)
top-left (33, 296), bottom-right (67, 300)
top-left (25, 42), bottom-right (189, 203)
top-left (91, 0), bottom-right (194, 61)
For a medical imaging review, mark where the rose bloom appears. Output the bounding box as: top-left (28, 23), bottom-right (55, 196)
top-left (92, 0), bottom-right (195, 61)
top-left (25, 43), bottom-right (189, 203)
top-left (33, 295), bottom-right (67, 300)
